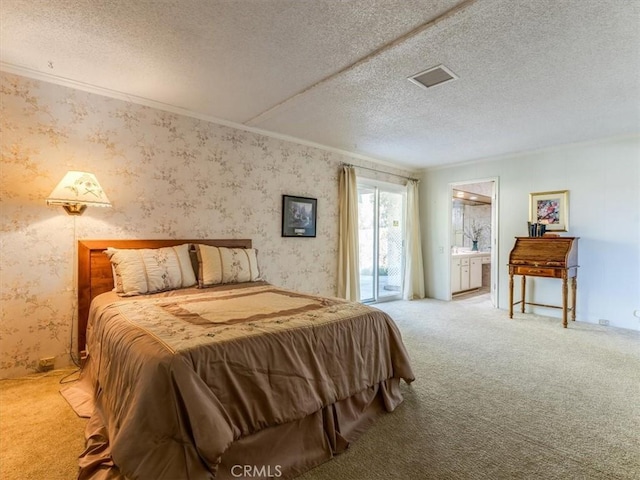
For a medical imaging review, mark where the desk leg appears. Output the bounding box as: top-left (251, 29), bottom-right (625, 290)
top-left (509, 273), bottom-right (514, 319)
top-left (562, 276), bottom-right (568, 328)
top-left (521, 276), bottom-right (526, 314)
top-left (571, 276), bottom-right (577, 321)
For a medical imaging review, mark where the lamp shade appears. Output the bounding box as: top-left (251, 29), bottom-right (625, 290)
top-left (46, 171), bottom-right (111, 215)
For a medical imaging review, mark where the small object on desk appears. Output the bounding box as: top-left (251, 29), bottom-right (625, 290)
top-left (527, 222), bottom-right (547, 237)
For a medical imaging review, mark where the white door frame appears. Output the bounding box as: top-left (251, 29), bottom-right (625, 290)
top-left (447, 177), bottom-right (500, 307)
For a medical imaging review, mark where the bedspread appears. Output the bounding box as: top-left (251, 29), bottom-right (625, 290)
top-left (77, 283), bottom-right (414, 479)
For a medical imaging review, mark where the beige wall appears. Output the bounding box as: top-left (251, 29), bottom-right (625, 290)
top-left (0, 72), bottom-right (413, 378)
top-left (421, 136), bottom-right (640, 331)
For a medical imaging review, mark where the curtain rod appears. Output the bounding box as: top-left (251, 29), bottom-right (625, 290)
top-left (342, 163), bottom-right (419, 182)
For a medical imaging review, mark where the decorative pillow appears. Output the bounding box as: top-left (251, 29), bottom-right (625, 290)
top-left (196, 245), bottom-right (261, 287)
top-left (105, 244), bottom-right (197, 296)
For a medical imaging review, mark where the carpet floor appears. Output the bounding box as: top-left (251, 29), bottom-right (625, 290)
top-left (0, 369), bottom-right (85, 479)
top-left (1, 296), bottom-right (639, 479)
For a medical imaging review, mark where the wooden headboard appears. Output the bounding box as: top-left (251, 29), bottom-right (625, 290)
top-left (77, 239), bottom-right (252, 354)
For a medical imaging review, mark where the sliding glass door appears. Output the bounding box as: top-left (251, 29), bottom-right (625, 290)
top-left (358, 182), bottom-right (405, 303)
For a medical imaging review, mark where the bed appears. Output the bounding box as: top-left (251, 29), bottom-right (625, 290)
top-left (69, 239), bottom-right (415, 480)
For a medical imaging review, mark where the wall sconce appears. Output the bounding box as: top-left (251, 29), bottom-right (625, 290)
top-left (46, 171), bottom-right (112, 215)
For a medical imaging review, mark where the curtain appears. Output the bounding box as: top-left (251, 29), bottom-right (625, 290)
top-left (338, 166), bottom-right (360, 301)
top-left (403, 179), bottom-right (425, 300)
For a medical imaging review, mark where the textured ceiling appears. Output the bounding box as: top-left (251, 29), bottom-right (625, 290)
top-left (1, 0), bottom-right (639, 169)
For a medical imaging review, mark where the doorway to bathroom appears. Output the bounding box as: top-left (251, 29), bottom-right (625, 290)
top-left (449, 179), bottom-right (499, 306)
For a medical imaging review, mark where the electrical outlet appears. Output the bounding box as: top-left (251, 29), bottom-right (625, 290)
top-left (38, 357), bottom-right (55, 371)
top-left (598, 319), bottom-right (610, 326)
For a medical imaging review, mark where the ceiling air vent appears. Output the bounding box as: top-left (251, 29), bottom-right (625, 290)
top-left (408, 65), bottom-right (457, 90)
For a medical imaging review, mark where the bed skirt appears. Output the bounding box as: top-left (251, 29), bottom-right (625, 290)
top-left (70, 377), bottom-right (404, 480)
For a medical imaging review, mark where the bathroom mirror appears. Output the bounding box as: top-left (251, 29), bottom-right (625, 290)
top-left (451, 186), bottom-right (492, 251)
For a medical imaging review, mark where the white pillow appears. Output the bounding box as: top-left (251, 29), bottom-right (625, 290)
top-left (196, 245), bottom-right (261, 287)
top-left (105, 244), bottom-right (197, 296)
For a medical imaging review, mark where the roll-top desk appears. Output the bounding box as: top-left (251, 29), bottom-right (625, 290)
top-left (508, 237), bottom-right (579, 328)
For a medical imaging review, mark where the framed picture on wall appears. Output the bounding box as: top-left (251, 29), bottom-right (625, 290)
top-left (282, 195), bottom-right (317, 237)
top-left (529, 190), bottom-right (569, 231)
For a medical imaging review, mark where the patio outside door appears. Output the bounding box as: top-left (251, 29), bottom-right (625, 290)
top-left (358, 182), bottom-right (405, 303)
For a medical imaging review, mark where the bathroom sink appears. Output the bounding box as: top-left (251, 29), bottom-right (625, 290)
top-left (451, 251), bottom-right (490, 257)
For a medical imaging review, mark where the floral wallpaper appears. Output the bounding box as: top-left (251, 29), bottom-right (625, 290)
top-left (0, 72), bottom-right (415, 378)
